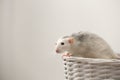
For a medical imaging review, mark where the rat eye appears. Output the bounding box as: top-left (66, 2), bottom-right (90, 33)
top-left (61, 42), bottom-right (64, 45)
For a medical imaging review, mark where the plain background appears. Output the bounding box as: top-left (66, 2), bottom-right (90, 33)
top-left (1, 0), bottom-right (120, 80)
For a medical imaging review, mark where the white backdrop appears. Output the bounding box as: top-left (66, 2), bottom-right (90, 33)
top-left (1, 0), bottom-right (120, 80)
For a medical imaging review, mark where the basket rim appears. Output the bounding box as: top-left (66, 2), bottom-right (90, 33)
top-left (63, 56), bottom-right (120, 63)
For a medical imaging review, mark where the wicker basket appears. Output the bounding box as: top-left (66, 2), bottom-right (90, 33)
top-left (63, 57), bottom-right (120, 80)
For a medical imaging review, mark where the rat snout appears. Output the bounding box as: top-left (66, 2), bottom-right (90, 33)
top-left (56, 49), bottom-right (60, 53)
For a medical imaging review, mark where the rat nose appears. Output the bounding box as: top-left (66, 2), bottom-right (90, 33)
top-left (56, 49), bottom-right (59, 53)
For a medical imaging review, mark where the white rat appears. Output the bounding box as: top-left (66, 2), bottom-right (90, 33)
top-left (55, 31), bottom-right (119, 59)
top-left (55, 36), bottom-right (73, 57)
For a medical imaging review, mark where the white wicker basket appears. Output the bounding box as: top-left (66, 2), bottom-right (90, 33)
top-left (63, 57), bottom-right (120, 80)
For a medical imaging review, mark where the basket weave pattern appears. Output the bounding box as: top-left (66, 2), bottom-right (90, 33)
top-left (63, 57), bottom-right (120, 80)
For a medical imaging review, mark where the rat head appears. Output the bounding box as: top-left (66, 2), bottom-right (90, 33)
top-left (55, 37), bottom-right (74, 54)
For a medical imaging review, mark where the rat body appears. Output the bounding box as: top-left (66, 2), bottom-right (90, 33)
top-left (55, 31), bottom-right (119, 59)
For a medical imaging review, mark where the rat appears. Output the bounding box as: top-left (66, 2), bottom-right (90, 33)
top-left (55, 31), bottom-right (119, 59)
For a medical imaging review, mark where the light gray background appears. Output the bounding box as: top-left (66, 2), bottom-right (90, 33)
top-left (0, 0), bottom-right (120, 80)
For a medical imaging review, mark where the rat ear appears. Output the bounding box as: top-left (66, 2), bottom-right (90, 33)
top-left (68, 38), bottom-right (74, 44)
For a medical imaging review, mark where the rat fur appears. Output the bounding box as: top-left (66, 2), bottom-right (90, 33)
top-left (55, 31), bottom-right (119, 59)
